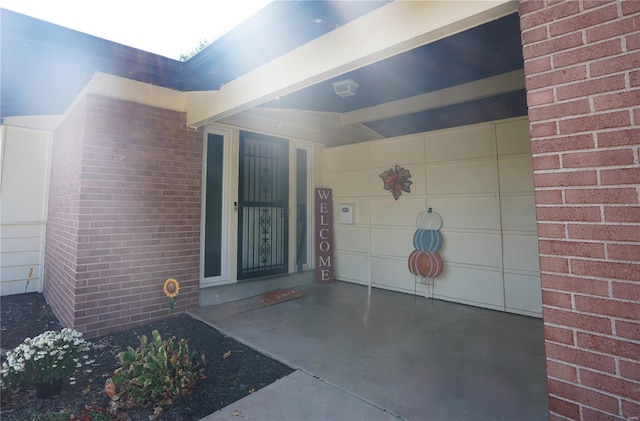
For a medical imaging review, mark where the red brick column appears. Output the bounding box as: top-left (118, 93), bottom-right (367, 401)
top-left (45, 95), bottom-right (203, 338)
top-left (520, 1), bottom-right (640, 419)
top-left (44, 97), bottom-right (87, 330)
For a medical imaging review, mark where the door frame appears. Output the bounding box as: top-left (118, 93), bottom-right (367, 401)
top-left (200, 126), bottom-right (317, 288)
top-left (200, 125), bottom-right (233, 287)
top-left (291, 142), bottom-right (314, 273)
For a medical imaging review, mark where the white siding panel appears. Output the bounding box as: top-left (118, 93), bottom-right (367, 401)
top-left (324, 172), bottom-right (370, 197)
top-left (1, 280), bottom-right (40, 295)
top-left (334, 226), bottom-right (370, 253)
top-left (503, 235), bottom-right (541, 273)
top-left (496, 119), bottom-right (531, 156)
top-left (501, 195), bottom-right (537, 233)
top-left (1, 127), bottom-right (50, 222)
top-left (427, 159), bottom-right (498, 195)
top-left (371, 227), bottom-right (413, 258)
top-left (425, 124), bottom-right (495, 162)
top-left (370, 198), bottom-right (426, 227)
top-left (0, 264), bottom-right (41, 295)
top-left (2, 265), bottom-right (40, 282)
top-left (1, 237), bottom-right (42, 253)
top-left (425, 196), bottom-right (500, 230)
top-left (335, 252), bottom-right (369, 283)
top-left (371, 257), bottom-right (414, 292)
top-left (440, 231), bottom-right (501, 268)
top-left (1, 250), bottom-right (41, 266)
top-left (504, 273), bottom-right (542, 316)
top-left (499, 156), bottom-right (534, 193)
top-left (435, 265), bottom-right (504, 308)
top-left (1, 126), bottom-right (51, 295)
top-left (325, 145), bottom-right (370, 172)
top-left (370, 135), bottom-right (424, 167)
top-left (0, 224), bottom-right (43, 237)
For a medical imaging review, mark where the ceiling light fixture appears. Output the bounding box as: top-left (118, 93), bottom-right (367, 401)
top-left (332, 79), bottom-right (359, 97)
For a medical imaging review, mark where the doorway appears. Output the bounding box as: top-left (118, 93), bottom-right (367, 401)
top-left (237, 131), bottom-right (289, 280)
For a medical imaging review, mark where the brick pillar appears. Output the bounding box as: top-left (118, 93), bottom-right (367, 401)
top-left (44, 97), bottom-right (87, 330)
top-left (45, 95), bottom-right (203, 338)
top-left (520, 1), bottom-right (640, 419)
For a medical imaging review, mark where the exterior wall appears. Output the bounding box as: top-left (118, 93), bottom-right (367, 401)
top-left (45, 95), bottom-right (203, 338)
top-left (520, 0), bottom-right (640, 419)
top-left (324, 117), bottom-right (541, 316)
top-left (44, 99), bottom-right (87, 328)
top-left (0, 125), bottom-right (52, 295)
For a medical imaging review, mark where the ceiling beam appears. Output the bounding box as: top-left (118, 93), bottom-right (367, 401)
top-left (185, 0), bottom-right (518, 127)
top-left (219, 108), bottom-right (384, 146)
top-left (340, 69), bottom-right (525, 127)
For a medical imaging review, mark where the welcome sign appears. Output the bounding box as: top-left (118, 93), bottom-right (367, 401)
top-left (315, 188), bottom-right (334, 282)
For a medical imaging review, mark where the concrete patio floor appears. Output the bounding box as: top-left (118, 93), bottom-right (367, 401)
top-left (189, 280), bottom-right (549, 421)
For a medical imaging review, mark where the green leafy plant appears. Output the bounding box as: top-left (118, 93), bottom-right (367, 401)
top-left (0, 328), bottom-right (91, 388)
top-left (109, 330), bottom-right (205, 408)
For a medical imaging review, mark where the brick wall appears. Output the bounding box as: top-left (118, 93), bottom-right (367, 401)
top-left (44, 97), bottom-right (86, 329)
top-left (45, 95), bottom-right (203, 338)
top-left (520, 1), bottom-right (640, 420)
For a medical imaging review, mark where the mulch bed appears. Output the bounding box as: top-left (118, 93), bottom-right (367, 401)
top-left (0, 293), bottom-right (293, 420)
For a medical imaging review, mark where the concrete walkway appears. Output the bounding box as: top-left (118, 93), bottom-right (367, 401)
top-left (191, 281), bottom-right (548, 421)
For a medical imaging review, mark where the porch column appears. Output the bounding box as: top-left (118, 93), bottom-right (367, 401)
top-left (44, 94), bottom-right (203, 338)
top-left (520, 0), bottom-right (640, 419)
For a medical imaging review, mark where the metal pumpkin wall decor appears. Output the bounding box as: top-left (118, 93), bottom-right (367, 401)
top-left (379, 165), bottom-right (412, 200)
top-left (408, 208), bottom-right (444, 298)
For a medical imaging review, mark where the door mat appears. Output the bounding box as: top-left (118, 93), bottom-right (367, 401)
top-left (260, 289), bottom-right (304, 305)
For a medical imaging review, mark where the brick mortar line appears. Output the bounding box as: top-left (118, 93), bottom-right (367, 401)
top-left (539, 269), bottom-right (640, 283)
top-left (537, 237), bottom-right (640, 247)
top-left (542, 292), bottom-right (640, 308)
top-left (543, 315), bottom-right (640, 333)
top-left (548, 376), bottom-right (640, 406)
top-left (546, 355), bottom-right (640, 380)
top-left (538, 253), bottom-right (640, 265)
top-left (533, 165), bottom-right (640, 172)
top-left (526, 109), bottom-right (636, 128)
top-left (533, 187), bottom-right (640, 193)
top-left (546, 389), bottom-right (624, 417)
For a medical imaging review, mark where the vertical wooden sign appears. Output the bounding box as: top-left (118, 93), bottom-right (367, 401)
top-left (315, 188), bottom-right (334, 282)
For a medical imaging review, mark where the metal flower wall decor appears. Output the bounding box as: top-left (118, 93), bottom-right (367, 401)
top-left (379, 165), bottom-right (412, 200)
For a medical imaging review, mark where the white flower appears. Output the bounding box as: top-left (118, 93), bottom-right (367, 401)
top-left (1, 328), bottom-right (89, 389)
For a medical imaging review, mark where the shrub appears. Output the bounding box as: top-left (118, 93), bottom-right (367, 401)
top-left (109, 330), bottom-right (205, 408)
top-left (1, 328), bottom-right (91, 388)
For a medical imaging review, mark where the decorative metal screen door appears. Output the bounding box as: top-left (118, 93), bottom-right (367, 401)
top-left (237, 131), bottom-right (289, 280)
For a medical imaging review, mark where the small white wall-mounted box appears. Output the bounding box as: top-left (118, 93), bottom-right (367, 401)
top-left (339, 204), bottom-right (355, 224)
